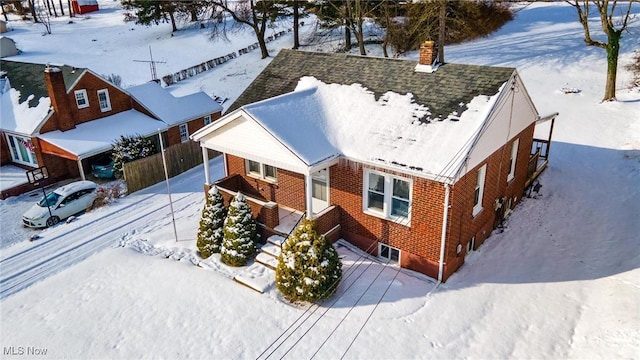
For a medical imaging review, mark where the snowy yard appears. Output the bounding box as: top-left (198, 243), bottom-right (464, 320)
top-left (1, 1), bottom-right (639, 359)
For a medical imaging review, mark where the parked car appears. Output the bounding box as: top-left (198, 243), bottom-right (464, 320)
top-left (91, 156), bottom-right (115, 179)
top-left (22, 181), bottom-right (99, 228)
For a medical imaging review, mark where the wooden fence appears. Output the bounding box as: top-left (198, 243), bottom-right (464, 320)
top-left (123, 141), bottom-right (214, 193)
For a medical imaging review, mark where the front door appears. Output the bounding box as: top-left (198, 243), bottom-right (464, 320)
top-left (311, 168), bottom-right (329, 214)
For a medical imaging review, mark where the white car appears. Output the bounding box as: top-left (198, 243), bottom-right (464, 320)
top-left (22, 181), bottom-right (99, 228)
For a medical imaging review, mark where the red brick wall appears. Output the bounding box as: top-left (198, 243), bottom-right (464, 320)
top-left (443, 124), bottom-right (535, 279)
top-left (41, 72), bottom-right (133, 134)
top-left (165, 112), bottom-right (222, 147)
top-left (225, 154), bottom-right (305, 210)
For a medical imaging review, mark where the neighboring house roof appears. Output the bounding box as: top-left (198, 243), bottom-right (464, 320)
top-left (229, 49), bottom-right (515, 120)
top-left (127, 82), bottom-right (222, 126)
top-left (0, 60), bottom-right (85, 136)
top-left (38, 109), bottom-right (165, 159)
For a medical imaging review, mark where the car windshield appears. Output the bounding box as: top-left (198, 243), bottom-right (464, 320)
top-left (38, 192), bottom-right (61, 207)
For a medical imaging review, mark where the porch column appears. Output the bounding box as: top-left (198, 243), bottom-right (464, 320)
top-left (78, 159), bottom-right (85, 180)
top-left (201, 146), bottom-right (210, 185)
top-left (305, 173), bottom-right (313, 219)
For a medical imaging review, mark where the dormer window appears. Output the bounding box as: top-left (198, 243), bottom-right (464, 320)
top-left (74, 89), bottom-right (89, 109)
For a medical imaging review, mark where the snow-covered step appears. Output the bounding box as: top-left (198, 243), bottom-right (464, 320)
top-left (232, 262), bottom-right (275, 294)
top-left (267, 234), bottom-right (286, 247)
top-left (255, 252), bottom-right (278, 270)
top-left (260, 243), bottom-right (281, 258)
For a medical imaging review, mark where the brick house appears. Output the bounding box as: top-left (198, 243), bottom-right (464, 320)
top-left (191, 46), bottom-right (556, 282)
top-left (0, 59), bottom-right (222, 197)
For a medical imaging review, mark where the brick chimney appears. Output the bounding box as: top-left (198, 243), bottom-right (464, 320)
top-left (44, 65), bottom-right (75, 131)
top-left (419, 40), bottom-right (438, 66)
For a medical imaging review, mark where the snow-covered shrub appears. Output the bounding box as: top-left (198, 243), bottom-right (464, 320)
top-left (276, 218), bottom-right (342, 303)
top-left (112, 134), bottom-right (156, 178)
top-left (220, 192), bottom-right (258, 266)
top-left (196, 186), bottom-right (227, 258)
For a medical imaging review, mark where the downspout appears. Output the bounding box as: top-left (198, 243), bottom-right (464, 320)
top-left (438, 183), bottom-right (451, 282)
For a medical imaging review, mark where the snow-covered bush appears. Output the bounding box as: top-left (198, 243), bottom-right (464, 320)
top-left (220, 192), bottom-right (258, 266)
top-left (112, 134), bottom-right (156, 178)
top-left (276, 218), bottom-right (342, 303)
top-left (196, 186), bottom-right (227, 259)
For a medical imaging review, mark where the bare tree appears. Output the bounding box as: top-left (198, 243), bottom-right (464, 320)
top-left (327, 0), bottom-right (385, 55)
top-left (567, 0), bottom-right (635, 101)
top-left (208, 0), bottom-right (275, 58)
top-left (36, 0), bottom-right (52, 33)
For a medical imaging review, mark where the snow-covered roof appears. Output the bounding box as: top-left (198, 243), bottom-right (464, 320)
top-left (38, 110), bottom-right (165, 159)
top-left (198, 76), bottom-right (505, 179)
top-left (127, 82), bottom-right (222, 126)
top-left (0, 82), bottom-right (51, 135)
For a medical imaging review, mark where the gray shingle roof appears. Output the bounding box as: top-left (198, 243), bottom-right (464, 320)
top-left (0, 59), bottom-right (85, 107)
top-left (228, 49), bottom-right (515, 120)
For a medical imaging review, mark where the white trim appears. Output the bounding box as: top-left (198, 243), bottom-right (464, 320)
top-left (472, 164), bottom-right (487, 217)
top-left (97, 88), bottom-right (111, 112)
top-left (507, 138), bottom-right (519, 182)
top-left (362, 168), bottom-right (412, 226)
top-left (74, 89), bottom-right (89, 109)
top-left (203, 114), bottom-right (212, 125)
top-left (5, 133), bottom-right (37, 166)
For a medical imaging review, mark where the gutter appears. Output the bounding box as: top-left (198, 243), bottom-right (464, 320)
top-left (438, 183), bottom-right (451, 282)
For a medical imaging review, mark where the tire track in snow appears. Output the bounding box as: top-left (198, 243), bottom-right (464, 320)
top-left (0, 193), bottom-right (199, 300)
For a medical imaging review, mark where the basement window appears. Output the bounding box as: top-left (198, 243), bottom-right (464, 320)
top-left (379, 243), bottom-right (400, 264)
top-left (74, 89), bottom-right (89, 109)
top-left (97, 89), bottom-right (111, 112)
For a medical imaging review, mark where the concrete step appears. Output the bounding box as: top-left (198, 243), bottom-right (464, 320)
top-left (255, 252), bottom-right (278, 270)
top-left (267, 234), bottom-right (286, 247)
top-left (261, 243), bottom-right (281, 258)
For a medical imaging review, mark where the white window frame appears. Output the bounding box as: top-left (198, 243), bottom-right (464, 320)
top-left (203, 115), bottom-right (212, 126)
top-left (179, 123), bottom-right (189, 143)
top-left (74, 89), bottom-right (89, 109)
top-left (378, 243), bottom-right (400, 264)
top-left (245, 160), bottom-right (277, 183)
top-left (473, 164), bottom-right (487, 216)
top-left (5, 134), bottom-right (38, 166)
top-left (362, 168), bottom-right (412, 225)
top-left (507, 138), bottom-right (519, 182)
top-left (97, 89), bottom-right (111, 112)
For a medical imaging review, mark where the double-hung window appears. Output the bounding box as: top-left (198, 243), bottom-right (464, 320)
top-left (203, 115), bottom-right (212, 126)
top-left (246, 160), bottom-right (277, 182)
top-left (74, 89), bottom-right (89, 109)
top-left (97, 89), bottom-right (111, 112)
top-left (473, 164), bottom-right (487, 216)
top-left (179, 124), bottom-right (189, 143)
top-left (507, 138), bottom-right (519, 182)
top-left (363, 169), bottom-right (411, 223)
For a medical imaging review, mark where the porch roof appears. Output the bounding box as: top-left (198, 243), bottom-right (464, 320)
top-left (38, 109), bottom-right (165, 160)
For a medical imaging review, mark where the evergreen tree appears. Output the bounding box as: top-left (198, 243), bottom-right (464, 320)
top-left (196, 186), bottom-right (227, 259)
top-left (112, 134), bottom-right (156, 178)
top-left (220, 192), bottom-right (258, 266)
top-left (276, 218), bottom-right (342, 302)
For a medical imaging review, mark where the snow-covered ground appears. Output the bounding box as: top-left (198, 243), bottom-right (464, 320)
top-left (1, 1), bottom-right (639, 359)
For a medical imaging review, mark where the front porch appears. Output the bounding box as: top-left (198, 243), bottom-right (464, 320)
top-left (527, 112), bottom-right (557, 188)
top-left (213, 173), bottom-right (341, 242)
